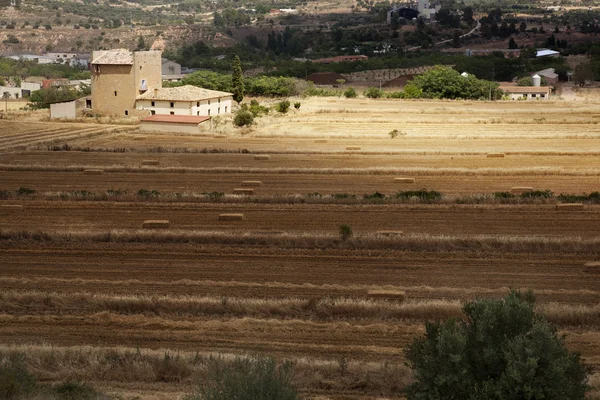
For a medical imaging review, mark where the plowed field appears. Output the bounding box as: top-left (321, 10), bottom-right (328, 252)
top-left (0, 98), bottom-right (599, 399)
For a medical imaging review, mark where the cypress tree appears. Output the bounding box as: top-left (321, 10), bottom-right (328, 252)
top-left (232, 55), bottom-right (244, 104)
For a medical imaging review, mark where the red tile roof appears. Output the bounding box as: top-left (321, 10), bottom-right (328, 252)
top-left (141, 115), bottom-right (211, 124)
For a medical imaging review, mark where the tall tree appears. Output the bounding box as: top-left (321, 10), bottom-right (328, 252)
top-left (405, 291), bottom-right (591, 400)
top-left (452, 30), bottom-right (461, 48)
top-left (232, 55), bottom-right (244, 104)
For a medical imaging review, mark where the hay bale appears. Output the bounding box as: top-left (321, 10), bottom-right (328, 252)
top-left (83, 169), bottom-right (103, 175)
top-left (141, 160), bottom-right (160, 166)
top-left (233, 188), bottom-right (254, 195)
top-left (584, 262), bottom-right (600, 274)
top-left (487, 152), bottom-right (505, 158)
top-left (345, 146), bottom-right (361, 151)
top-left (556, 203), bottom-right (584, 210)
top-left (219, 213), bottom-right (244, 221)
top-left (366, 290), bottom-right (406, 301)
top-left (394, 177), bottom-right (415, 184)
top-left (510, 187), bottom-right (534, 195)
top-left (254, 155), bottom-right (270, 161)
top-left (141, 220), bottom-right (170, 229)
top-left (132, 136), bottom-right (147, 141)
top-left (241, 181), bottom-right (262, 187)
top-left (376, 230), bottom-right (404, 237)
top-left (214, 134), bottom-right (227, 138)
top-left (314, 139), bottom-right (328, 143)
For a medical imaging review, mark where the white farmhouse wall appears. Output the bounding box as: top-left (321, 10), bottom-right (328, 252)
top-left (50, 101), bottom-right (77, 118)
top-left (137, 96), bottom-right (233, 116)
top-left (508, 93), bottom-right (550, 100)
top-left (0, 86), bottom-right (22, 99)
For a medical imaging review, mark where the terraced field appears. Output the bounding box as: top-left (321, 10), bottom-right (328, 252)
top-left (0, 99), bottom-right (599, 399)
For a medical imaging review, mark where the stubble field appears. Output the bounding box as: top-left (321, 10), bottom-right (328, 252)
top-left (0, 98), bottom-right (599, 399)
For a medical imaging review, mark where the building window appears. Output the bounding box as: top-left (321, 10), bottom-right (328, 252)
top-left (225, 106), bottom-right (227, 113)
top-left (208, 109), bottom-right (210, 116)
top-left (170, 102), bottom-right (174, 108)
top-left (218, 107), bottom-right (220, 114)
top-left (151, 110), bottom-right (155, 115)
top-left (197, 111), bottom-right (199, 116)
top-left (85, 99), bottom-right (92, 109)
top-left (151, 101), bottom-right (155, 106)
top-left (541, 94), bottom-right (545, 98)
top-left (532, 94), bottom-right (537, 98)
top-left (218, 98), bottom-right (221, 104)
top-left (125, 110), bottom-right (128, 116)
top-left (208, 100), bottom-right (211, 105)
top-left (94, 65), bottom-right (100, 73)
top-left (114, 91), bottom-right (117, 96)
top-left (170, 111), bottom-right (174, 115)
top-left (197, 102), bottom-right (200, 107)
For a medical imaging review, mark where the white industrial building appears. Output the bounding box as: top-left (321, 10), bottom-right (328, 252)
top-left (136, 85), bottom-right (233, 116)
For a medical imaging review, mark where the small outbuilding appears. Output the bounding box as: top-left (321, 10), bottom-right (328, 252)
top-left (50, 100), bottom-right (77, 119)
top-left (140, 114), bottom-right (211, 134)
top-left (500, 86), bottom-right (552, 100)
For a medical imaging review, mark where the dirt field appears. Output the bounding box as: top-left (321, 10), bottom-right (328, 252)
top-left (0, 98), bottom-right (599, 399)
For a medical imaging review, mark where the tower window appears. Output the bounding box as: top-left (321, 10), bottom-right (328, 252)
top-left (114, 91), bottom-right (117, 96)
top-left (151, 101), bottom-right (155, 106)
top-left (125, 110), bottom-right (128, 116)
top-left (170, 102), bottom-right (174, 108)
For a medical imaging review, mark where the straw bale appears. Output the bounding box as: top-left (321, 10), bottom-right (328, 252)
top-left (314, 139), bottom-right (328, 143)
top-left (487, 153), bottom-right (505, 158)
top-left (254, 155), bottom-right (270, 160)
top-left (241, 181), bottom-right (262, 187)
top-left (132, 136), bottom-right (147, 141)
top-left (394, 178), bottom-right (415, 184)
top-left (345, 146), bottom-right (361, 151)
top-left (141, 220), bottom-right (170, 229)
top-left (83, 169), bottom-right (104, 175)
top-left (584, 262), bottom-right (600, 274)
top-left (219, 213), bottom-right (244, 221)
top-left (366, 290), bottom-right (406, 301)
top-left (214, 134), bottom-right (227, 138)
top-left (556, 203), bottom-right (584, 210)
top-left (233, 188), bottom-right (254, 195)
top-left (141, 160), bottom-right (160, 166)
top-left (510, 187), bottom-right (534, 194)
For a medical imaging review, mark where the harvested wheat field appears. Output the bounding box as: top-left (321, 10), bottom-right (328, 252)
top-left (0, 99), bottom-right (599, 399)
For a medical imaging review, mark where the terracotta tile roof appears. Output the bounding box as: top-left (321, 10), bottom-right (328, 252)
top-left (136, 85), bottom-right (233, 101)
top-left (141, 115), bottom-right (211, 124)
top-left (91, 50), bottom-right (134, 65)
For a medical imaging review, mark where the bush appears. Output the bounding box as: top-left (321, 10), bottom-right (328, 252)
top-left (303, 87), bottom-right (340, 97)
top-left (233, 110), bottom-right (254, 127)
top-left (520, 189), bottom-right (553, 199)
top-left (396, 190), bottom-right (442, 201)
top-left (248, 100), bottom-right (269, 117)
top-left (405, 290), bottom-right (591, 400)
top-left (276, 100), bottom-right (291, 113)
top-left (52, 381), bottom-right (102, 400)
top-left (293, 101), bottom-right (301, 110)
top-left (343, 87), bottom-right (357, 98)
top-left (186, 355), bottom-right (298, 400)
top-left (364, 87), bottom-right (384, 99)
top-left (137, 189), bottom-right (160, 198)
top-left (16, 187), bottom-right (36, 195)
top-left (386, 91), bottom-right (405, 98)
top-left (0, 355), bottom-right (38, 399)
top-left (363, 191), bottom-right (386, 200)
top-left (339, 224), bottom-right (353, 240)
top-left (389, 129), bottom-right (399, 139)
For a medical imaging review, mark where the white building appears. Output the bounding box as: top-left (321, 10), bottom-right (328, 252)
top-left (500, 86), bottom-right (552, 100)
top-left (50, 100), bottom-right (77, 119)
top-left (136, 85), bottom-right (233, 117)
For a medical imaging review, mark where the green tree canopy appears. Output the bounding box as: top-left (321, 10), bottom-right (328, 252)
top-left (232, 55), bottom-right (244, 104)
top-left (404, 66), bottom-right (501, 100)
top-left (405, 291), bottom-right (591, 400)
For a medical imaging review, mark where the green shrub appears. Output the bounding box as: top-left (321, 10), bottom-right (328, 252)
top-left (106, 189), bottom-right (128, 196)
top-left (16, 187), bottom-right (36, 195)
top-left (520, 189), bottom-right (553, 199)
top-left (202, 191), bottom-right (224, 200)
top-left (333, 193), bottom-right (356, 199)
top-left (363, 192), bottom-right (386, 200)
top-left (343, 87), bottom-right (357, 98)
top-left (389, 129), bottom-right (399, 139)
top-left (233, 110), bottom-right (254, 127)
top-left (396, 190), bottom-right (442, 201)
top-left (363, 87), bottom-right (384, 98)
top-left (557, 191), bottom-right (600, 204)
top-left (293, 101), bottom-right (301, 110)
top-left (51, 381), bottom-right (102, 400)
top-left (339, 224), bottom-right (353, 241)
top-left (248, 100), bottom-right (269, 117)
top-left (137, 189), bottom-right (160, 198)
top-left (304, 87), bottom-right (340, 97)
top-left (186, 355), bottom-right (298, 400)
top-left (386, 91), bottom-right (405, 98)
top-left (0, 190), bottom-right (10, 200)
top-left (0, 355), bottom-right (38, 399)
top-left (276, 100), bottom-right (291, 113)
top-left (494, 191), bottom-right (516, 199)
top-left (405, 290), bottom-right (591, 400)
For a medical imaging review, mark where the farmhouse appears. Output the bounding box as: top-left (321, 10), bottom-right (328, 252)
top-left (136, 85), bottom-right (233, 116)
top-left (500, 85), bottom-right (552, 100)
top-left (90, 49), bottom-right (162, 116)
top-left (533, 68), bottom-right (559, 85)
top-left (49, 100), bottom-right (77, 119)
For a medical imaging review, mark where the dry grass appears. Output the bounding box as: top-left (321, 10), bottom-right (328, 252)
top-left (2, 229), bottom-right (600, 254)
top-left (556, 203), bottom-right (585, 210)
top-left (218, 214), bottom-right (244, 221)
top-left (233, 188), bottom-right (254, 195)
top-left (254, 155), bottom-right (270, 160)
top-left (83, 169), bottom-right (104, 175)
top-left (511, 187), bottom-right (534, 194)
top-left (395, 178), bottom-right (415, 183)
top-left (141, 160), bottom-right (160, 166)
top-left (345, 146), bottom-right (361, 151)
top-left (241, 181), bottom-right (262, 187)
top-left (487, 153), bottom-right (506, 158)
